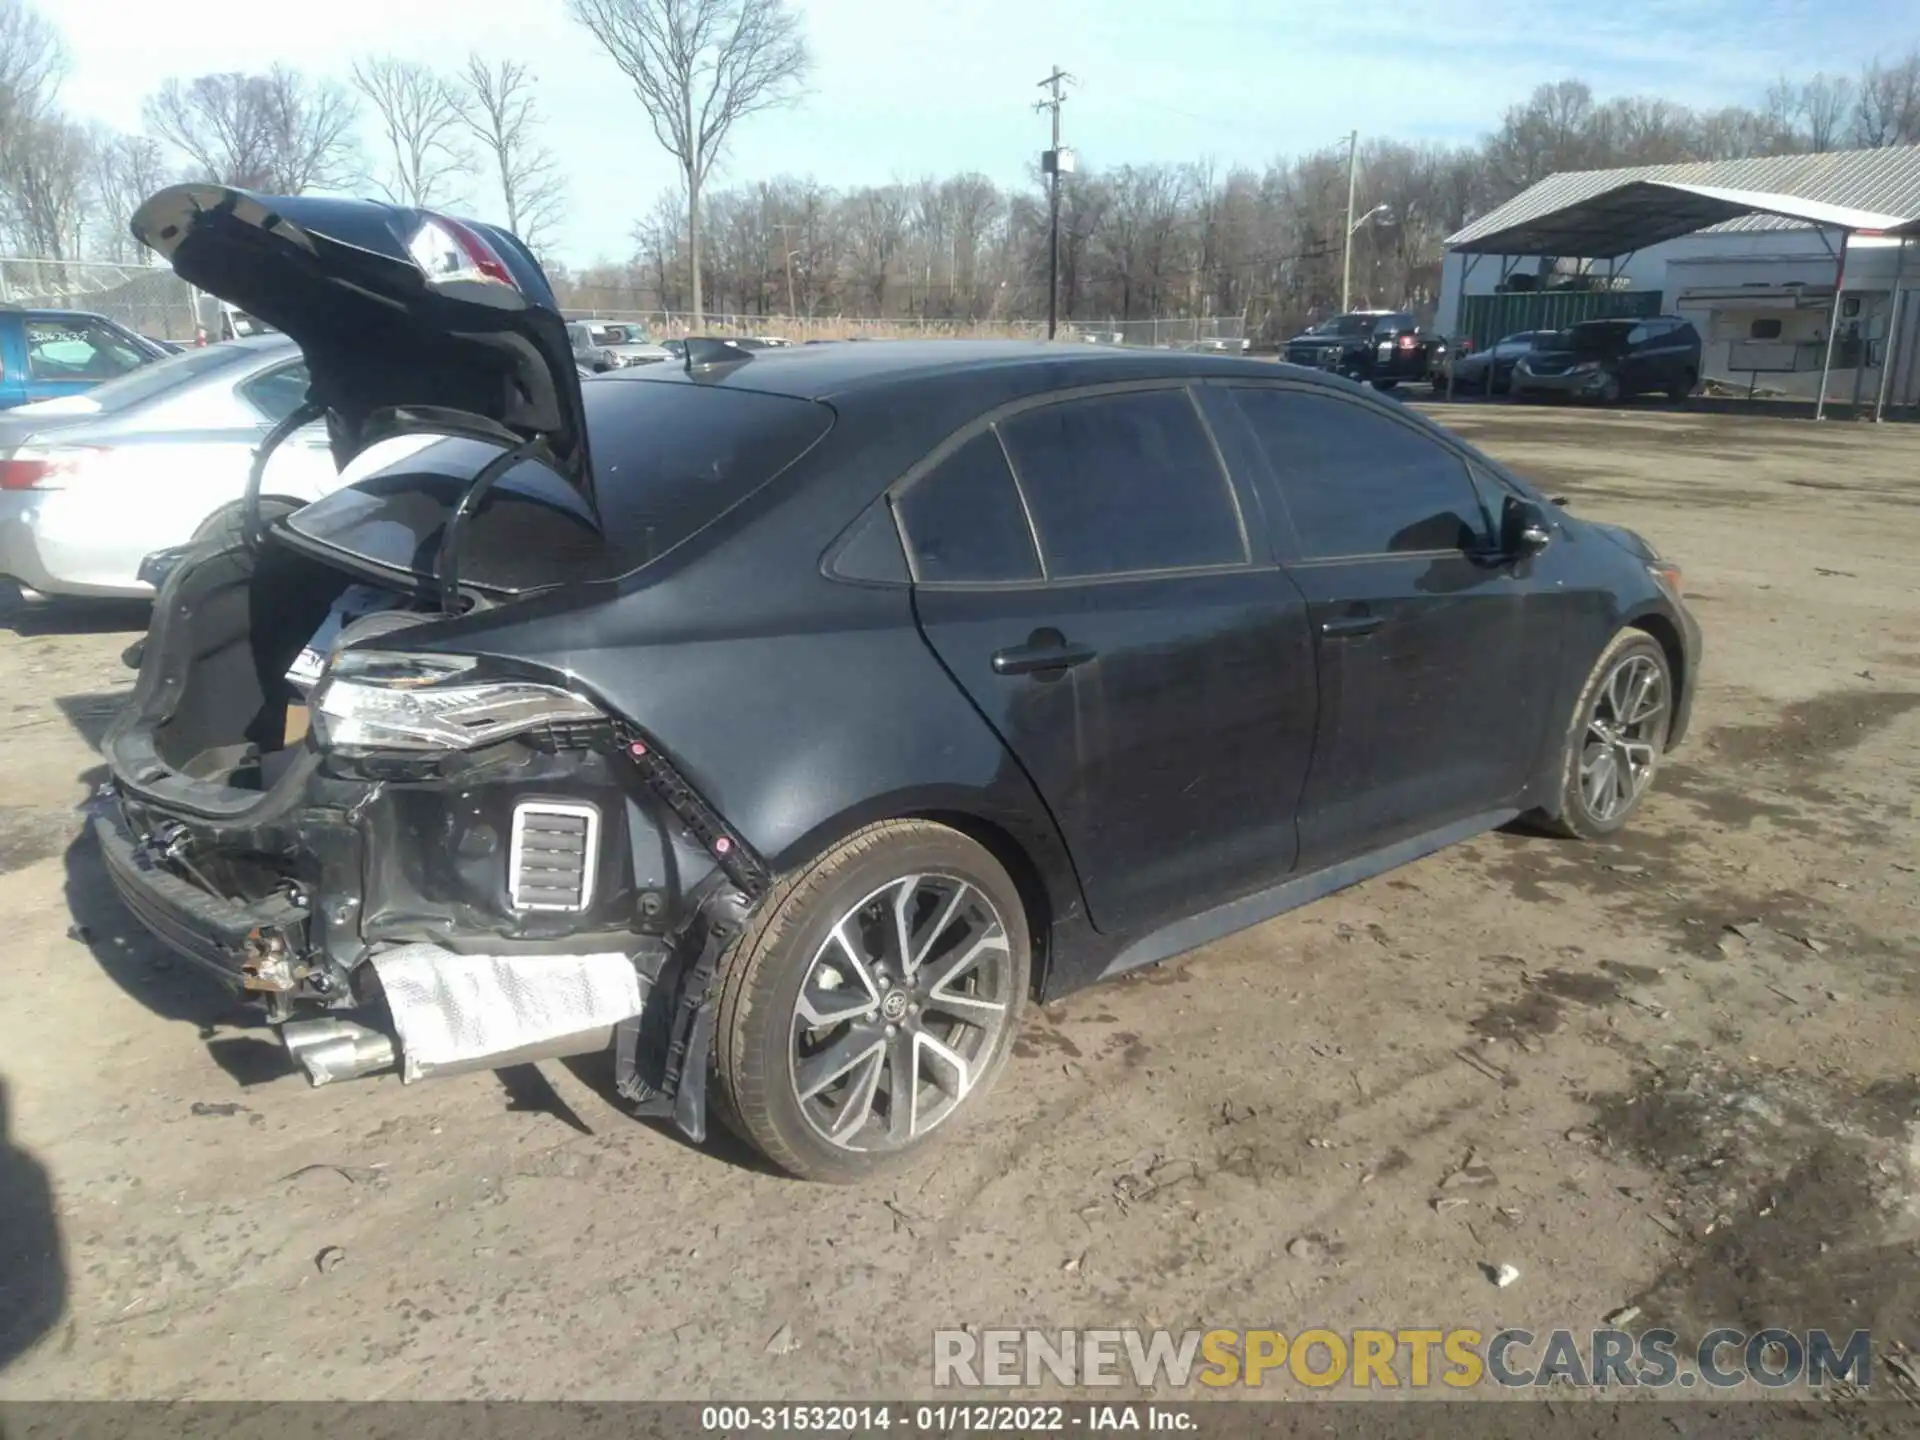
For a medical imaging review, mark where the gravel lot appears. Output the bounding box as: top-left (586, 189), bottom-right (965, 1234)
top-left (1, 403), bottom-right (1916, 1402)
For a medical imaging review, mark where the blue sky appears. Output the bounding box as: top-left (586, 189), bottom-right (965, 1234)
top-left (48, 0), bottom-right (1919, 265)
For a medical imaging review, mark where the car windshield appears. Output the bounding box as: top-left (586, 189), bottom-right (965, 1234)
top-left (39, 342), bottom-right (268, 414)
top-left (1310, 315), bottom-right (1375, 336)
top-left (1559, 322), bottom-right (1636, 355)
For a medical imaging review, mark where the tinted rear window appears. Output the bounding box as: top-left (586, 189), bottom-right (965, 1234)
top-left (1565, 323), bottom-right (1635, 354)
top-left (286, 379), bottom-right (834, 591)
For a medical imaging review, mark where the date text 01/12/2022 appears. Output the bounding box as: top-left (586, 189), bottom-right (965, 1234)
top-left (698, 1405), bottom-right (1196, 1432)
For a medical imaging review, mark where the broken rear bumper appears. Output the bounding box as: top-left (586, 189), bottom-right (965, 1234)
top-left (91, 800), bottom-right (309, 994)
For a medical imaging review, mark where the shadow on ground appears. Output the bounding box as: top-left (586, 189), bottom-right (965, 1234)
top-left (0, 584), bottom-right (149, 638)
top-left (0, 1078), bottom-right (66, 1373)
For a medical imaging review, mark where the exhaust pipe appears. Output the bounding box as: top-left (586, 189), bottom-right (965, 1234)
top-left (279, 945), bottom-right (645, 1089)
top-left (282, 1018), bottom-right (397, 1086)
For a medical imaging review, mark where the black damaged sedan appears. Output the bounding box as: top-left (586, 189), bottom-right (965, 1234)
top-left (94, 184), bottom-right (1700, 1181)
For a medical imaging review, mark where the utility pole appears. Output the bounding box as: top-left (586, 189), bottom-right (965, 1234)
top-left (1036, 66), bottom-right (1076, 340)
top-left (1340, 129), bottom-right (1359, 315)
top-left (772, 222), bottom-right (802, 318)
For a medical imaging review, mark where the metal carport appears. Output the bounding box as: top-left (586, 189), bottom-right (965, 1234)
top-left (1446, 180), bottom-right (1918, 420)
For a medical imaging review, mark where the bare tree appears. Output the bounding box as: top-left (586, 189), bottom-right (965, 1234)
top-left (0, 0), bottom-right (65, 249)
top-left (143, 65), bottom-right (358, 194)
top-left (0, 113), bottom-right (91, 260)
top-left (1798, 73), bottom-right (1855, 151)
top-left (0, 0), bottom-right (61, 130)
top-left (353, 56), bottom-right (467, 209)
top-left (1853, 51), bottom-right (1920, 147)
top-left (631, 186), bottom-right (688, 310)
top-left (841, 183), bottom-right (907, 312)
top-left (455, 55), bottom-right (566, 255)
top-left (567, 0), bottom-right (810, 324)
top-left (88, 130), bottom-right (171, 260)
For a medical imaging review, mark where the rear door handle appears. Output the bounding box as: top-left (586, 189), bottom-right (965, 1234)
top-left (992, 636), bottom-right (1098, 675)
top-left (1319, 614), bottom-right (1384, 639)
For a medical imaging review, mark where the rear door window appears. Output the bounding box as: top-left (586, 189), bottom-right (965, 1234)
top-left (997, 389), bottom-right (1247, 580)
top-left (895, 432), bottom-right (1040, 584)
top-left (1230, 387), bottom-right (1488, 558)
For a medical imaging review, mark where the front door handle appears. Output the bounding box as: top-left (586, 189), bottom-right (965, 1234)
top-left (992, 631), bottom-right (1098, 675)
top-left (1319, 614), bottom-right (1384, 639)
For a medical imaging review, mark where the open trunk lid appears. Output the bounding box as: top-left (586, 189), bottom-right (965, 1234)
top-left (129, 184), bottom-right (592, 513)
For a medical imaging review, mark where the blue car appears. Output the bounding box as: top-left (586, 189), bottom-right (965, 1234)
top-left (0, 308), bottom-right (166, 410)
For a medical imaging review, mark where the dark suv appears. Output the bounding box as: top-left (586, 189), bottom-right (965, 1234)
top-left (96, 184), bottom-right (1701, 1182)
top-left (1510, 316), bottom-right (1702, 403)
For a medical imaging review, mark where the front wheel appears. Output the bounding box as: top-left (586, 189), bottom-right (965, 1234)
top-left (712, 820), bottom-right (1031, 1182)
top-left (1537, 630), bottom-right (1673, 839)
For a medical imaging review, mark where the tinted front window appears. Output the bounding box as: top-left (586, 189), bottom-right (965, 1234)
top-left (895, 432), bottom-right (1040, 583)
top-left (24, 317), bottom-right (149, 381)
top-left (34, 342), bottom-right (265, 413)
top-left (998, 389), bottom-right (1246, 579)
top-left (1230, 388), bottom-right (1486, 558)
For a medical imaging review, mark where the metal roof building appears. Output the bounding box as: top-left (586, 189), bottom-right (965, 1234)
top-left (1448, 145), bottom-right (1920, 250)
top-left (1438, 145), bottom-right (1920, 418)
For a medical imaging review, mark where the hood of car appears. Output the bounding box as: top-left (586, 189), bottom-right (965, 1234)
top-left (129, 184), bottom-right (592, 510)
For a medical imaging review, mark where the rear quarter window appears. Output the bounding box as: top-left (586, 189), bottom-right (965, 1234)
top-left (894, 432), bottom-right (1040, 584)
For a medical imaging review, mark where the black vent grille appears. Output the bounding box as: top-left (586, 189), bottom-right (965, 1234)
top-left (509, 803), bottom-right (599, 912)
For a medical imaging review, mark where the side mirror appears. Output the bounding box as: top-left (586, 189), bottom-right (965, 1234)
top-left (1503, 496), bottom-right (1553, 556)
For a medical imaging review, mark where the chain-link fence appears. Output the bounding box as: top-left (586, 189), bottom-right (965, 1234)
top-left (562, 308), bottom-right (1247, 348)
top-left (0, 258), bottom-right (202, 343)
top-left (2, 260), bottom-right (1245, 352)
top-left (1072, 317), bottom-right (1250, 350)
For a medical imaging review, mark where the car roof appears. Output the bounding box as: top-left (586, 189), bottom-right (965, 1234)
top-left (588, 339), bottom-right (1300, 403)
top-left (224, 332), bottom-right (300, 352)
top-left (6, 307), bottom-right (122, 323)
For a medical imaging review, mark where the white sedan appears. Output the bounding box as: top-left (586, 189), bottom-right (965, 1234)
top-left (0, 336), bottom-right (345, 599)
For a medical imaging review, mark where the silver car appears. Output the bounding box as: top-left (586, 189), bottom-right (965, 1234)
top-left (0, 335), bottom-right (345, 599)
top-left (566, 319), bottom-right (671, 371)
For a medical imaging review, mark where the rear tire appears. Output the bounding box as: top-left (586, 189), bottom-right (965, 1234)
top-left (1535, 630), bottom-right (1673, 840)
top-left (712, 820), bottom-right (1031, 1182)
top-left (1667, 369), bottom-right (1696, 401)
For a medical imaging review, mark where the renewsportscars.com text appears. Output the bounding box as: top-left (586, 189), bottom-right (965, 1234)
top-left (932, 1327), bottom-right (1872, 1390)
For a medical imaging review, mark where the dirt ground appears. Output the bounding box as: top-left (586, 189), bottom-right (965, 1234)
top-left (0, 404), bottom-right (1916, 1404)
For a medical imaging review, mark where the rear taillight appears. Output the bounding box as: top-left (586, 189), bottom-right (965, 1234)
top-left (409, 215), bottom-right (521, 296)
top-left (0, 459), bottom-right (49, 491)
top-left (0, 447), bottom-right (103, 491)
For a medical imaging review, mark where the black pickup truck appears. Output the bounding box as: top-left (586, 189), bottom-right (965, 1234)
top-left (1282, 310), bottom-right (1447, 390)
